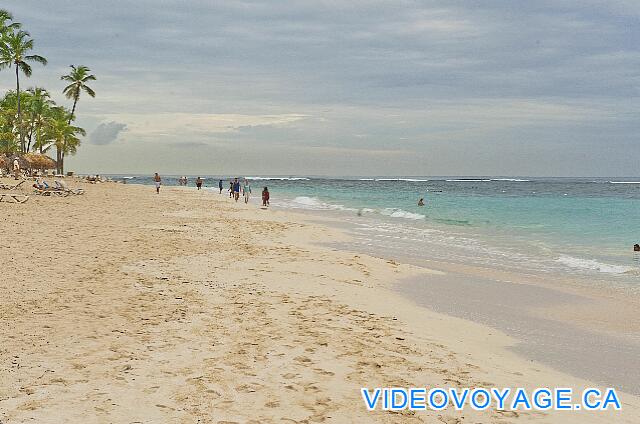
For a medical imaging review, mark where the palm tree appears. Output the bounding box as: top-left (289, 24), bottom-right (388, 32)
top-left (0, 110), bottom-right (18, 154)
top-left (25, 87), bottom-right (53, 152)
top-left (50, 111), bottom-right (86, 174)
top-left (44, 107), bottom-right (85, 174)
top-left (59, 65), bottom-right (95, 172)
top-left (61, 65), bottom-right (96, 123)
top-left (0, 29), bottom-right (47, 153)
top-left (0, 9), bottom-right (20, 34)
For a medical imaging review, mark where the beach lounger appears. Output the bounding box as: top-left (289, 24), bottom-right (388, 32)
top-left (0, 193), bottom-right (29, 203)
top-left (55, 180), bottom-right (84, 195)
top-left (33, 187), bottom-right (70, 197)
top-left (0, 180), bottom-right (25, 190)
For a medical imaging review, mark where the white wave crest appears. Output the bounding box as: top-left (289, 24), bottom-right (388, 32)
top-left (245, 177), bottom-right (310, 181)
top-left (282, 196), bottom-right (356, 212)
top-left (556, 255), bottom-right (635, 274)
top-left (374, 178), bottom-right (429, 182)
top-left (380, 208), bottom-right (426, 220)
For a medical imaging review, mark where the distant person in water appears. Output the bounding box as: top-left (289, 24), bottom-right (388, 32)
top-left (154, 173), bottom-right (161, 194)
top-left (418, 198), bottom-right (425, 206)
top-left (196, 177), bottom-right (203, 190)
top-left (233, 178), bottom-right (241, 202)
top-left (243, 179), bottom-right (252, 204)
top-left (262, 186), bottom-right (270, 207)
top-left (218, 179), bottom-right (223, 194)
top-left (634, 244), bottom-right (640, 252)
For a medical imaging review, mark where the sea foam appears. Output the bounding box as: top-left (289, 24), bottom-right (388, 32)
top-left (380, 208), bottom-right (426, 220)
top-left (556, 255), bottom-right (635, 274)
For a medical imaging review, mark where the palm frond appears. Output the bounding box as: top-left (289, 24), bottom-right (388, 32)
top-left (18, 61), bottom-right (32, 77)
top-left (0, 9), bottom-right (13, 21)
top-left (82, 85), bottom-right (96, 97)
top-left (63, 85), bottom-right (79, 99)
top-left (25, 54), bottom-right (47, 65)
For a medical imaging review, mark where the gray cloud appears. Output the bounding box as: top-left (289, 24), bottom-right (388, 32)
top-left (90, 121), bottom-right (127, 145)
top-left (1, 1), bottom-right (638, 176)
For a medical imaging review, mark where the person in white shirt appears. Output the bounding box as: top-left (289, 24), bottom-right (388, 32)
top-left (13, 158), bottom-right (20, 180)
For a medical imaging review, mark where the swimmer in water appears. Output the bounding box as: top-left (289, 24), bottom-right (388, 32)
top-left (418, 198), bottom-right (425, 206)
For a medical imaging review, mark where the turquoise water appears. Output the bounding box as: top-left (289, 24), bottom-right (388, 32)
top-left (110, 175), bottom-right (640, 283)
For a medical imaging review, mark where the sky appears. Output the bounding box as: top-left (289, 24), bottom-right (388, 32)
top-left (1, 0), bottom-right (639, 176)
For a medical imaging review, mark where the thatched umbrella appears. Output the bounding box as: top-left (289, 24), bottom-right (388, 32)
top-left (23, 153), bottom-right (56, 171)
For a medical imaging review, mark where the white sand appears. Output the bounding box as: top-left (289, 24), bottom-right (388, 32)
top-left (0, 179), bottom-right (638, 423)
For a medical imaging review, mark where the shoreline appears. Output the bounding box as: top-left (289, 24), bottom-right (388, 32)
top-left (294, 209), bottom-right (640, 395)
top-left (1, 179), bottom-right (639, 422)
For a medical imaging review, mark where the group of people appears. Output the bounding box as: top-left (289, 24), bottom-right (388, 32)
top-left (177, 176), bottom-right (205, 189)
top-left (224, 177), bottom-right (269, 206)
top-left (153, 173), bottom-right (270, 206)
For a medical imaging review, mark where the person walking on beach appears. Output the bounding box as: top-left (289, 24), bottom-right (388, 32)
top-left (243, 179), bottom-right (252, 204)
top-left (262, 186), bottom-right (270, 207)
top-left (154, 173), bottom-right (161, 194)
top-left (229, 181), bottom-right (233, 198)
top-left (218, 179), bottom-right (223, 194)
top-left (232, 178), bottom-right (241, 202)
top-left (196, 177), bottom-right (204, 190)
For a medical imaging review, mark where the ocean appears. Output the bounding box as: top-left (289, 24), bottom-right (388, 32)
top-left (109, 175), bottom-right (640, 286)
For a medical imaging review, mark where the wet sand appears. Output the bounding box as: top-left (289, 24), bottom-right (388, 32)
top-left (397, 271), bottom-right (640, 395)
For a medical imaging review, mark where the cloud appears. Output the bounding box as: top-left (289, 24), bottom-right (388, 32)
top-left (4, 0), bottom-right (638, 176)
top-left (90, 121), bottom-right (127, 145)
top-left (97, 113), bottom-right (307, 139)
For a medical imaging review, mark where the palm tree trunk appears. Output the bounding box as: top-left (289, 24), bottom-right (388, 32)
top-left (26, 119), bottom-right (34, 152)
top-left (57, 96), bottom-right (78, 174)
top-left (37, 126), bottom-right (42, 154)
top-left (68, 96), bottom-right (78, 124)
top-left (15, 64), bottom-right (23, 153)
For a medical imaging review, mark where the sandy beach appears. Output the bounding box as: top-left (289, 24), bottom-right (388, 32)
top-left (1, 179), bottom-right (639, 423)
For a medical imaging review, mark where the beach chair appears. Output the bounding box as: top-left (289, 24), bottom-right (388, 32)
top-left (33, 187), bottom-right (70, 197)
top-left (0, 180), bottom-right (25, 190)
top-left (0, 193), bottom-right (29, 203)
top-left (55, 180), bottom-right (84, 195)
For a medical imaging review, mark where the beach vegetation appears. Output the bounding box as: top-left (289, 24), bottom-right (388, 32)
top-left (0, 9), bottom-right (94, 174)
